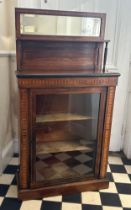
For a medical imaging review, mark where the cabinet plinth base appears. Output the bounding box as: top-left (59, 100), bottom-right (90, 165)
top-left (16, 172), bottom-right (109, 200)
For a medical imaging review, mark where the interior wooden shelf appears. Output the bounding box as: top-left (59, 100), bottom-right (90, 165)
top-left (36, 139), bottom-right (94, 155)
top-left (36, 113), bottom-right (93, 123)
top-left (17, 34), bottom-right (107, 42)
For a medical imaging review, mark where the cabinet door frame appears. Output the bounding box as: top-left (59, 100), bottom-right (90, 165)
top-left (29, 87), bottom-right (107, 189)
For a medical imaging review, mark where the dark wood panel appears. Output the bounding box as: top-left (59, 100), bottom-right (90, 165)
top-left (20, 41), bottom-right (97, 71)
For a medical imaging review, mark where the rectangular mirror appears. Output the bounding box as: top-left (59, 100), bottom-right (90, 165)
top-left (20, 14), bottom-right (101, 37)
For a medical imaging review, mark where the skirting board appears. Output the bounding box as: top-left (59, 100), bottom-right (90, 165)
top-left (13, 138), bottom-right (19, 154)
top-left (0, 140), bottom-right (14, 174)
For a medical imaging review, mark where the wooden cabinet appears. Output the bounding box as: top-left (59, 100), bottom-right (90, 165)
top-left (15, 8), bottom-right (120, 200)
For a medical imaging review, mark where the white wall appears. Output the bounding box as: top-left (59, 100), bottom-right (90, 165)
top-left (0, 0), bottom-right (9, 50)
top-left (92, 0), bottom-right (131, 152)
top-left (0, 0), bottom-right (16, 173)
top-left (123, 62), bottom-right (131, 159)
top-left (7, 0), bottom-right (17, 50)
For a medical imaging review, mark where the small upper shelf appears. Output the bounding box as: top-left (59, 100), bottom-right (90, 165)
top-left (36, 113), bottom-right (94, 123)
top-left (16, 35), bottom-right (108, 43)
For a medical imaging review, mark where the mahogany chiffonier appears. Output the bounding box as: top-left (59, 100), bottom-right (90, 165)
top-left (15, 8), bottom-right (120, 200)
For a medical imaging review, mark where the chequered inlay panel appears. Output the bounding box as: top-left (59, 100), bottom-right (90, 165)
top-left (36, 150), bottom-right (94, 181)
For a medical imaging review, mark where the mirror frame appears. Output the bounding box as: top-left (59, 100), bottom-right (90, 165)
top-left (15, 8), bottom-right (106, 42)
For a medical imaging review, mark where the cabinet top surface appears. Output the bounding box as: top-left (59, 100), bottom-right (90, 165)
top-left (16, 71), bottom-right (120, 78)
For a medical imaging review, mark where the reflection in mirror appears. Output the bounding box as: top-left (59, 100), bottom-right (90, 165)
top-left (20, 14), bottom-right (101, 37)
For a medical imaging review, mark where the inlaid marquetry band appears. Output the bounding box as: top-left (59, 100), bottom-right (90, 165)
top-left (19, 89), bottom-right (30, 189)
top-left (100, 86), bottom-right (116, 178)
top-left (18, 77), bottom-right (118, 88)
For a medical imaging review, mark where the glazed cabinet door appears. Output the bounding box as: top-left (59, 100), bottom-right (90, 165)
top-left (30, 87), bottom-right (106, 188)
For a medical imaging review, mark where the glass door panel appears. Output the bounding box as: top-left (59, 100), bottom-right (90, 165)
top-left (34, 93), bottom-right (100, 185)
